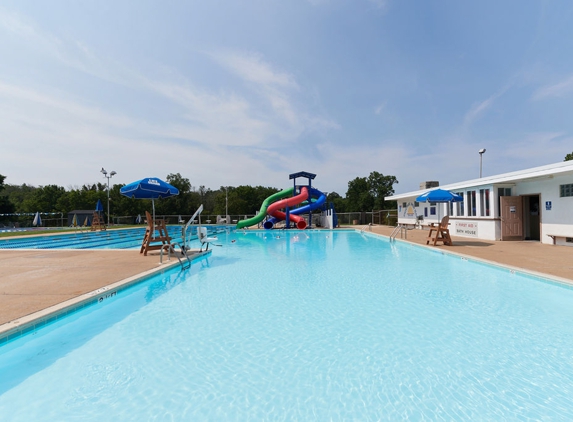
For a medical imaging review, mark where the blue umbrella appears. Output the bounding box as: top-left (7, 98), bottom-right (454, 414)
top-left (416, 188), bottom-right (463, 222)
top-left (120, 177), bottom-right (179, 222)
top-left (416, 189), bottom-right (463, 203)
top-left (95, 199), bottom-right (104, 213)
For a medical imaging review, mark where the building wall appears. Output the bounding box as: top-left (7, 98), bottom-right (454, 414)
top-left (396, 173), bottom-right (573, 245)
top-left (516, 174), bottom-right (573, 243)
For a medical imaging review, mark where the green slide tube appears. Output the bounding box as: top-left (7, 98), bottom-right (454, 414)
top-left (236, 187), bottom-right (294, 229)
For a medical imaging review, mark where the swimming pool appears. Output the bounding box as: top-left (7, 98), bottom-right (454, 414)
top-left (1, 230), bottom-right (573, 420)
top-left (0, 226), bottom-right (225, 250)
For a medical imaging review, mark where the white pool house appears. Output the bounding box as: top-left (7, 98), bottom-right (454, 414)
top-left (386, 160), bottom-right (573, 246)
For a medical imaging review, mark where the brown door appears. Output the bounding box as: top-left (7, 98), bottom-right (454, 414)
top-left (501, 196), bottom-right (523, 240)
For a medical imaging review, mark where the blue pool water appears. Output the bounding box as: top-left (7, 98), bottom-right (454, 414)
top-left (1, 230), bottom-right (573, 420)
top-left (0, 226), bottom-right (224, 250)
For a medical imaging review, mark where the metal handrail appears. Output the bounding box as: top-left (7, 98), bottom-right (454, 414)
top-left (182, 205), bottom-right (204, 251)
top-left (160, 242), bottom-right (191, 270)
top-left (389, 224), bottom-right (401, 241)
top-left (360, 223), bottom-right (373, 232)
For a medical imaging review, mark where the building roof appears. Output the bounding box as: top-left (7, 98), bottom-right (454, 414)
top-left (387, 160), bottom-right (573, 201)
top-left (289, 171), bottom-right (316, 180)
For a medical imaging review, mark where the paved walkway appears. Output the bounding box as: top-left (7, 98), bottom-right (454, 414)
top-left (360, 224), bottom-right (573, 283)
top-left (1, 226), bottom-right (572, 335)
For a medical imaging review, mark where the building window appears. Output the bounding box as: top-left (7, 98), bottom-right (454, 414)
top-left (560, 184), bottom-right (573, 197)
top-left (467, 190), bottom-right (477, 216)
top-left (454, 192), bottom-right (464, 216)
top-left (497, 187), bottom-right (512, 217)
top-left (480, 189), bottom-right (490, 217)
top-left (430, 207), bottom-right (436, 215)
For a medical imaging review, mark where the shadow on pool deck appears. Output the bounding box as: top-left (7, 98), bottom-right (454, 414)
top-left (1, 226), bottom-right (572, 336)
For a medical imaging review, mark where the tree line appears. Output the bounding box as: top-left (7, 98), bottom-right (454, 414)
top-left (0, 171), bottom-right (398, 225)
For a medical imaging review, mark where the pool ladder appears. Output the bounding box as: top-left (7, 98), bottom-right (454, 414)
top-left (360, 223), bottom-right (372, 232)
top-left (160, 242), bottom-right (191, 270)
top-left (390, 224), bottom-right (408, 241)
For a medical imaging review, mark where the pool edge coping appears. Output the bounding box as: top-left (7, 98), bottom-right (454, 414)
top-left (361, 229), bottom-right (573, 288)
top-left (0, 250), bottom-right (212, 344)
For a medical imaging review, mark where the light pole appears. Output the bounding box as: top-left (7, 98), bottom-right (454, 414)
top-left (101, 167), bottom-right (116, 226)
top-left (225, 186), bottom-right (228, 223)
top-left (479, 149), bottom-right (486, 178)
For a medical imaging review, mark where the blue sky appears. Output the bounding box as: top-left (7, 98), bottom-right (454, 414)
top-left (1, 1), bottom-right (573, 196)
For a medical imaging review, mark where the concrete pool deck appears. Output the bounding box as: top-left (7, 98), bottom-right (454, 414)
top-left (0, 248), bottom-right (202, 336)
top-left (1, 226), bottom-right (572, 337)
top-left (361, 224), bottom-right (573, 283)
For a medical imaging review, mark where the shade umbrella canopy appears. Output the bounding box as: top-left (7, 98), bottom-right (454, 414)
top-left (32, 212), bottom-right (41, 227)
top-left (416, 188), bottom-right (463, 222)
top-left (95, 199), bottom-right (104, 213)
top-left (120, 177), bottom-right (179, 221)
top-left (416, 189), bottom-right (463, 203)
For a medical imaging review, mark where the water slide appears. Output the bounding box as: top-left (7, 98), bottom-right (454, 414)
top-left (265, 187), bottom-right (309, 229)
top-left (265, 188), bottom-right (326, 229)
top-left (236, 188), bottom-right (294, 229)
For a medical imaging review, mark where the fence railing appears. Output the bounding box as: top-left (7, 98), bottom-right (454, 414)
top-left (112, 214), bottom-right (259, 226)
top-left (2, 210), bottom-right (399, 229)
top-left (0, 215), bottom-right (66, 229)
top-left (336, 209), bottom-right (398, 226)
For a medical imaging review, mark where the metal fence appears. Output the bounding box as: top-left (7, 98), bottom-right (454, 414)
top-left (0, 214), bottom-right (66, 229)
top-left (336, 209), bottom-right (398, 226)
top-left (1, 210), bottom-right (399, 229)
top-left (112, 214), bottom-right (259, 226)
top-left (112, 210), bottom-right (400, 227)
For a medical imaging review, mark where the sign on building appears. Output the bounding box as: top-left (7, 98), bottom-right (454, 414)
top-left (455, 221), bottom-right (478, 237)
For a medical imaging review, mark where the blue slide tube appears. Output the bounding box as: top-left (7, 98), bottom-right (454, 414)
top-left (266, 188), bottom-right (326, 227)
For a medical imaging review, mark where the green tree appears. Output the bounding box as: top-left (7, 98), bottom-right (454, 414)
top-left (3, 183), bottom-right (36, 212)
top-left (159, 173), bottom-right (201, 216)
top-left (20, 185), bottom-right (66, 213)
top-left (565, 152), bottom-right (573, 161)
top-left (326, 191), bottom-right (346, 213)
top-left (0, 174), bottom-right (16, 219)
top-left (346, 177), bottom-right (373, 211)
top-left (212, 186), bottom-right (280, 216)
top-left (345, 172), bottom-right (398, 212)
top-left (367, 171), bottom-right (398, 209)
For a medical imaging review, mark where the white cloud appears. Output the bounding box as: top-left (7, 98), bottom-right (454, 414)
top-left (531, 74), bottom-right (573, 100)
top-left (0, 82), bottom-right (134, 128)
top-left (374, 102), bottom-right (386, 115)
top-left (0, 6), bottom-right (344, 190)
top-left (212, 51), bottom-right (298, 89)
top-left (462, 83), bottom-right (512, 129)
top-left (367, 0), bottom-right (389, 11)
top-left (463, 96), bottom-right (495, 127)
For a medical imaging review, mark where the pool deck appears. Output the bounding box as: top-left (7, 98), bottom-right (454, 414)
top-left (0, 248), bottom-right (200, 336)
top-left (362, 224), bottom-right (573, 283)
top-left (1, 226), bottom-right (572, 337)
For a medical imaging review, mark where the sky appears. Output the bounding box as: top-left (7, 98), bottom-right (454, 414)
top-left (1, 1), bottom-right (573, 196)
